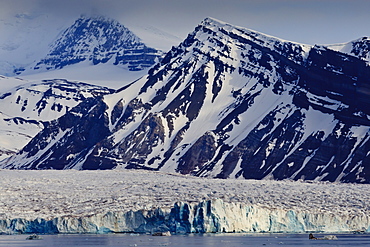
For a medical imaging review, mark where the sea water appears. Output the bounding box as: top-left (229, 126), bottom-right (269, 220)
top-left (0, 233), bottom-right (369, 247)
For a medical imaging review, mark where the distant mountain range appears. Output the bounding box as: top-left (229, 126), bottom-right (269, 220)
top-left (1, 17), bottom-right (370, 183)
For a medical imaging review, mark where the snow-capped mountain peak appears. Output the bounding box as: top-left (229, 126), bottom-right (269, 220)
top-left (16, 15), bottom-right (163, 75)
top-left (327, 36), bottom-right (370, 63)
top-left (201, 16), bottom-right (312, 55)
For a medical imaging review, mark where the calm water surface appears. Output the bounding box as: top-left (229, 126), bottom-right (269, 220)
top-left (0, 233), bottom-right (369, 247)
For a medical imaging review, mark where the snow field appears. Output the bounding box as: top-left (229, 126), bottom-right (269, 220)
top-left (0, 169), bottom-right (369, 221)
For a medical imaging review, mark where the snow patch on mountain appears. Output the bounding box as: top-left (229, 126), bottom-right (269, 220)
top-left (19, 62), bottom-right (149, 90)
top-left (327, 36), bottom-right (370, 63)
top-left (0, 78), bottom-right (113, 160)
top-left (0, 13), bottom-right (72, 76)
top-left (126, 24), bottom-right (182, 52)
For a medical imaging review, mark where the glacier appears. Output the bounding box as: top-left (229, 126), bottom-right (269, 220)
top-left (1, 199), bottom-right (369, 234)
top-left (0, 169), bottom-right (369, 234)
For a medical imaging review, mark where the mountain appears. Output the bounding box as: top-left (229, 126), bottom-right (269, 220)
top-left (15, 16), bottom-right (163, 75)
top-left (2, 17), bottom-right (370, 183)
top-left (0, 78), bottom-right (113, 160)
top-left (328, 36), bottom-right (370, 62)
top-left (0, 15), bottom-right (164, 160)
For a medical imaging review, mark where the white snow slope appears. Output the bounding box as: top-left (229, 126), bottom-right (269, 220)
top-left (0, 76), bottom-right (113, 160)
top-left (0, 13), bottom-right (71, 76)
top-left (0, 169), bottom-right (369, 234)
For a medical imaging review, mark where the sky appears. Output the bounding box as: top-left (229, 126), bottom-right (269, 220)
top-left (1, 0), bottom-right (369, 46)
top-left (1, 0), bottom-right (369, 74)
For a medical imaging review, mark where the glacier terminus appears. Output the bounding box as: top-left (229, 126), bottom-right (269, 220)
top-left (0, 170), bottom-right (369, 234)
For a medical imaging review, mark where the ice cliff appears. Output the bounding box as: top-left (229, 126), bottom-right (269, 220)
top-left (1, 170), bottom-right (369, 235)
top-left (1, 199), bottom-right (369, 234)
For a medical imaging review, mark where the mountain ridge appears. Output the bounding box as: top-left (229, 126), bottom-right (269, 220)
top-left (0, 78), bottom-right (114, 160)
top-left (2, 17), bottom-right (370, 183)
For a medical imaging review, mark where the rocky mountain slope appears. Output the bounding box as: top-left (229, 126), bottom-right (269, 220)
top-left (0, 15), bottom-right (163, 160)
top-left (328, 36), bottom-right (370, 62)
top-left (0, 78), bottom-right (113, 160)
top-left (2, 18), bottom-right (370, 183)
top-left (16, 16), bottom-right (163, 75)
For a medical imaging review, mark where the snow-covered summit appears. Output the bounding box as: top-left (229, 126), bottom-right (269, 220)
top-left (202, 17), bottom-right (370, 64)
top-left (200, 17), bottom-right (312, 59)
top-left (327, 36), bottom-right (370, 63)
top-left (17, 16), bottom-right (163, 75)
top-left (202, 17), bottom-right (311, 45)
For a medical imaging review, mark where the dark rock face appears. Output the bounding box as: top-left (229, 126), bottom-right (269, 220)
top-left (347, 37), bottom-right (370, 61)
top-left (0, 79), bottom-right (114, 160)
top-left (16, 16), bottom-right (162, 74)
top-left (3, 18), bottom-right (370, 183)
top-left (3, 97), bottom-right (111, 169)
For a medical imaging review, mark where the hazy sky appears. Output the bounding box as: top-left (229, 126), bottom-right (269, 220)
top-left (1, 0), bottom-right (370, 46)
